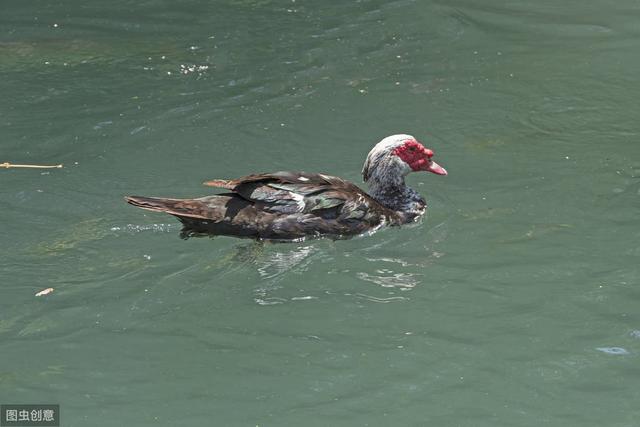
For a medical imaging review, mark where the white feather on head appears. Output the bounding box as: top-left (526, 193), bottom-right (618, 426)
top-left (362, 134), bottom-right (415, 182)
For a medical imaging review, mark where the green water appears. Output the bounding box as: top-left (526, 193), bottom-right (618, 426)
top-left (2, 0), bottom-right (640, 425)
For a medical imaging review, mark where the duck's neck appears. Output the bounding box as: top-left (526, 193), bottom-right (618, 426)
top-left (366, 175), bottom-right (426, 223)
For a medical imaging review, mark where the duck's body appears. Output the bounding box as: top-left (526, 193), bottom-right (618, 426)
top-left (126, 171), bottom-right (402, 240)
top-left (125, 134), bottom-right (447, 240)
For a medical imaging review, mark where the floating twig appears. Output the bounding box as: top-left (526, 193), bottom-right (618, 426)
top-left (1, 162), bottom-right (63, 169)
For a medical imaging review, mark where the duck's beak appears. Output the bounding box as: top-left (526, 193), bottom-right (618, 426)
top-left (426, 159), bottom-right (447, 176)
top-left (417, 147), bottom-right (447, 176)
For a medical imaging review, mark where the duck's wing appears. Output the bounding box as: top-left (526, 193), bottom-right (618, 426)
top-left (204, 171), bottom-right (378, 220)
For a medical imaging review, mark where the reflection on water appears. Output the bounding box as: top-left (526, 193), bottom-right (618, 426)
top-left (256, 245), bottom-right (316, 280)
top-left (252, 244), bottom-right (320, 305)
top-left (242, 231), bottom-right (446, 306)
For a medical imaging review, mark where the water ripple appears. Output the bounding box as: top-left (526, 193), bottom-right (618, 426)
top-left (110, 223), bottom-right (177, 234)
top-left (353, 293), bottom-right (409, 304)
top-left (356, 271), bottom-right (421, 290)
top-left (596, 347), bottom-right (630, 355)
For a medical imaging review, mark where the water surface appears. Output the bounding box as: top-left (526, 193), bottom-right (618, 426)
top-left (1, 0), bottom-right (639, 425)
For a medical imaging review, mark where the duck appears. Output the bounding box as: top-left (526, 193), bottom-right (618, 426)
top-left (125, 134), bottom-right (447, 240)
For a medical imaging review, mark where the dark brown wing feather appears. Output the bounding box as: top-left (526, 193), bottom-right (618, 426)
top-left (204, 171), bottom-right (366, 213)
top-left (204, 171), bottom-right (334, 190)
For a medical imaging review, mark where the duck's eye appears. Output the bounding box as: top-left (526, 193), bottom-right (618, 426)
top-left (409, 146), bottom-right (416, 152)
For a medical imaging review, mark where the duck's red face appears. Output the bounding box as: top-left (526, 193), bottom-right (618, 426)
top-left (393, 139), bottom-right (448, 176)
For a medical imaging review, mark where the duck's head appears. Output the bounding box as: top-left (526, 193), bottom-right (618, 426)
top-left (362, 134), bottom-right (447, 184)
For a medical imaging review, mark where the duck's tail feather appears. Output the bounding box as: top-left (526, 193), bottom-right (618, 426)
top-left (125, 195), bottom-right (182, 212)
top-left (125, 194), bottom-right (262, 238)
top-left (124, 195), bottom-right (217, 220)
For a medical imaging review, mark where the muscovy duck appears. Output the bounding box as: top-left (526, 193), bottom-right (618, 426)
top-left (125, 134), bottom-right (447, 240)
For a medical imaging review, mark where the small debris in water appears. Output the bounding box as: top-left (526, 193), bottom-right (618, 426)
top-left (1, 162), bottom-right (62, 169)
top-left (143, 254), bottom-right (151, 260)
top-left (596, 347), bottom-right (629, 355)
top-left (290, 296), bottom-right (317, 301)
top-left (130, 126), bottom-right (147, 135)
top-left (255, 297), bottom-right (286, 306)
top-left (630, 330), bottom-right (640, 339)
top-left (180, 64), bottom-right (209, 75)
top-left (35, 288), bottom-right (54, 297)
